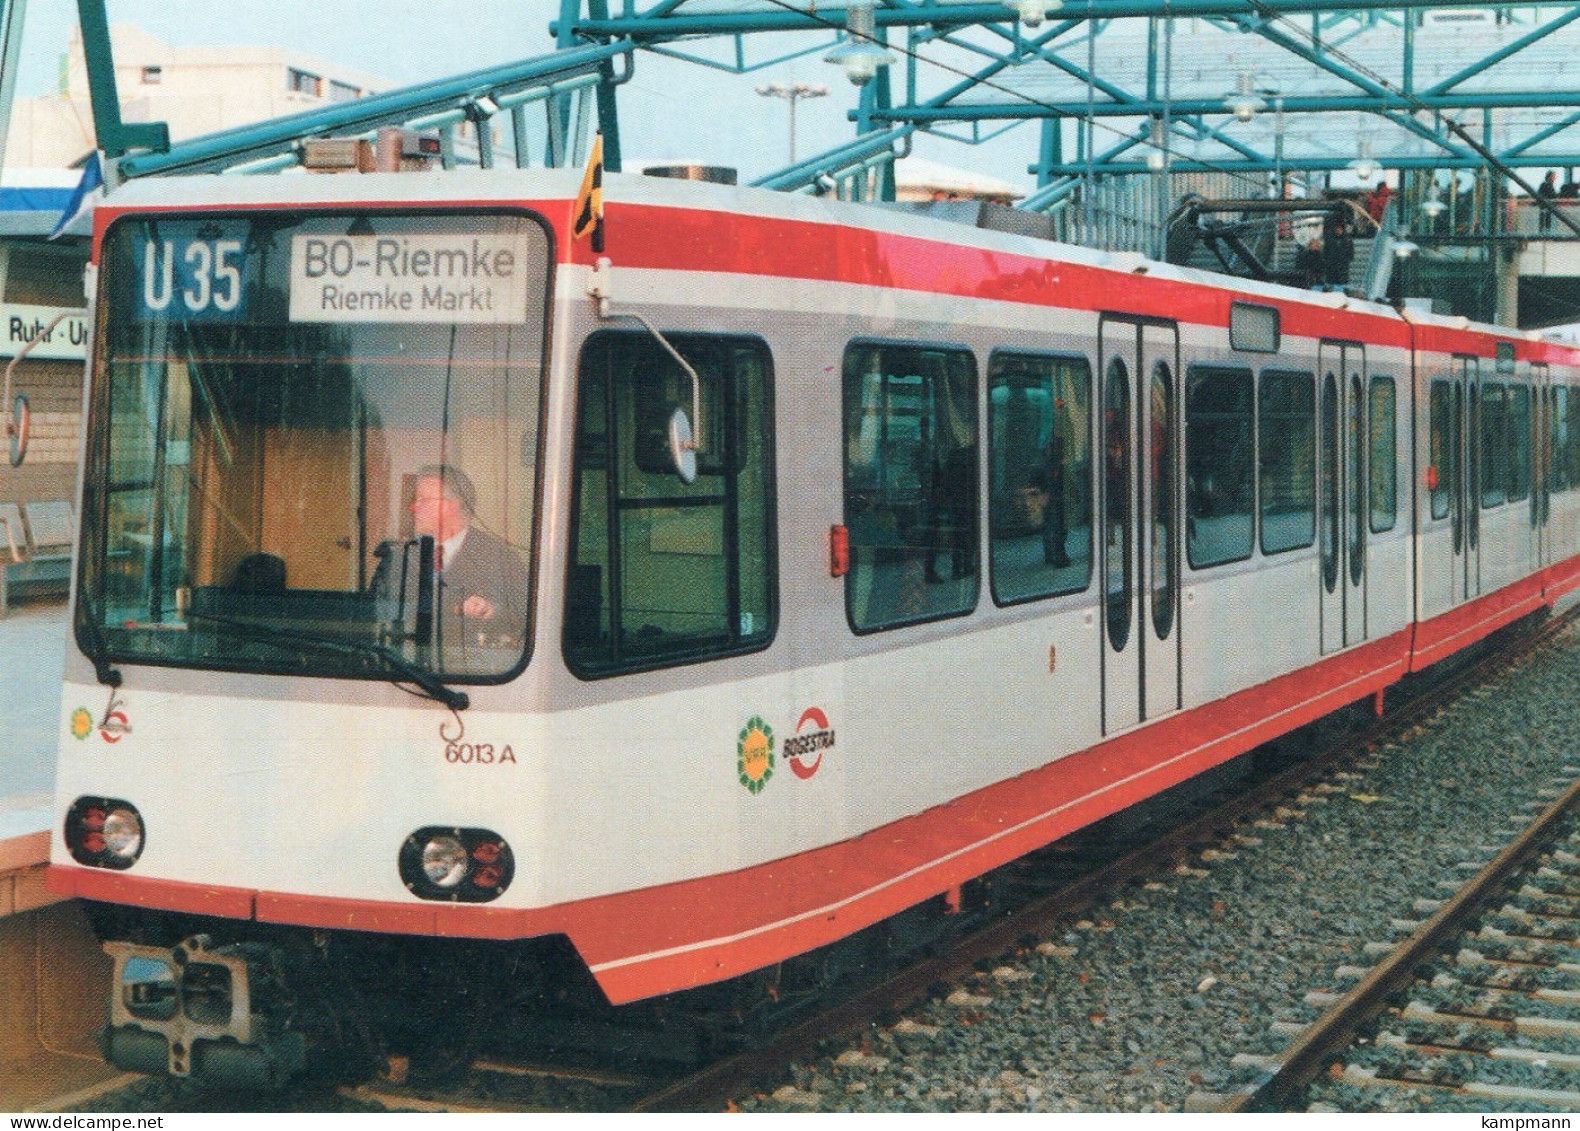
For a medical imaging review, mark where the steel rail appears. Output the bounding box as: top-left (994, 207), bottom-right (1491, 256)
top-left (634, 611), bottom-right (1577, 1113)
top-left (1222, 643), bottom-right (1580, 1111)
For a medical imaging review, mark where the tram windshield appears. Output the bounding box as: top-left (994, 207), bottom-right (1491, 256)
top-left (77, 209), bottom-right (550, 685)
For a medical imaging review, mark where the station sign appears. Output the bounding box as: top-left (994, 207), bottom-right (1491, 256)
top-left (288, 231), bottom-right (533, 325)
top-left (0, 303), bottom-right (88, 361)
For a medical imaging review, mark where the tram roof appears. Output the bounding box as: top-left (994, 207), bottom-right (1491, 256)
top-left (96, 164), bottom-right (1412, 316)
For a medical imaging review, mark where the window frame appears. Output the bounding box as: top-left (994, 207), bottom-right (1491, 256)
top-left (562, 329), bottom-right (779, 679)
top-left (1567, 381), bottom-right (1580, 491)
top-left (78, 206), bottom-right (555, 688)
top-left (1429, 378), bottom-right (1454, 521)
top-left (986, 348), bottom-right (1094, 608)
top-left (1555, 384), bottom-right (1573, 494)
top-left (1185, 363), bottom-right (1256, 570)
top-left (1257, 367), bottom-right (1316, 556)
top-left (842, 338), bottom-right (980, 635)
top-left (1368, 375), bottom-right (1398, 533)
top-left (1507, 381), bottom-right (1531, 504)
top-left (287, 68), bottom-right (322, 97)
top-left (1229, 301), bottom-right (1280, 354)
top-left (1480, 381), bottom-right (1508, 509)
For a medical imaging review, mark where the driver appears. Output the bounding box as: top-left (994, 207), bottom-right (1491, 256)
top-left (408, 463), bottom-right (529, 636)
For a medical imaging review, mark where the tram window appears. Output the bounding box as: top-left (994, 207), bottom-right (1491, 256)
top-left (1258, 370), bottom-right (1315, 554)
top-left (1552, 387), bottom-right (1569, 493)
top-left (1321, 373), bottom-right (1341, 592)
top-left (1429, 380), bottom-right (1453, 519)
top-left (1103, 358), bottom-right (1132, 652)
top-left (1369, 377), bottom-right (1398, 532)
top-left (1347, 373), bottom-right (1365, 587)
top-left (987, 351), bottom-right (1092, 605)
top-left (843, 342), bottom-right (978, 632)
top-left (1150, 360), bottom-right (1177, 642)
top-left (1481, 382), bottom-right (1508, 508)
top-left (85, 210), bottom-right (552, 685)
top-left (1507, 384), bottom-right (1531, 503)
top-left (1567, 385), bottom-right (1580, 490)
top-left (564, 332), bottom-right (776, 676)
top-left (1230, 301), bottom-right (1279, 353)
top-left (1557, 386), bottom-right (1576, 493)
top-left (1186, 366), bottom-right (1254, 568)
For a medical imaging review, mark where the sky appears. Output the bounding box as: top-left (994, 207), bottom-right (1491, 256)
top-left (10, 0), bottom-right (1041, 188)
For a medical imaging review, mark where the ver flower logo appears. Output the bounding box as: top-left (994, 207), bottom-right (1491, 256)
top-left (737, 716), bottom-right (774, 794)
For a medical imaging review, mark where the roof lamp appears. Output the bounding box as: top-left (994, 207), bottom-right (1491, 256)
top-left (1393, 239), bottom-right (1419, 259)
top-left (1145, 118), bottom-right (1167, 171)
top-left (1007, 0), bottom-right (1062, 28)
top-left (826, 2), bottom-right (895, 86)
top-left (1225, 72), bottom-right (1265, 122)
top-left (1421, 198), bottom-right (1446, 219)
top-left (1350, 141), bottom-right (1378, 182)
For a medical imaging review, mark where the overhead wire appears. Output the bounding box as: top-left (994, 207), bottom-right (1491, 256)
top-left (586, 0), bottom-right (1580, 255)
top-left (634, 0), bottom-right (1580, 223)
top-left (737, 0), bottom-right (1269, 182)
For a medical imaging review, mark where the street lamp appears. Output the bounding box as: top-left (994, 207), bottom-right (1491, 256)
top-left (755, 81), bottom-right (830, 164)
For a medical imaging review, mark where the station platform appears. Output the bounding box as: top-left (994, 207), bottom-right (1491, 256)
top-left (0, 601), bottom-right (131, 1111)
top-left (0, 599), bottom-right (67, 914)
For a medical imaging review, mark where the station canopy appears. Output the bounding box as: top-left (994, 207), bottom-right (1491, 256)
top-left (81, 1), bottom-right (1580, 200)
top-left (560, 2), bottom-right (1580, 180)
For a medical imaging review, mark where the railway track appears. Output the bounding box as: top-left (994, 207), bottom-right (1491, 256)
top-left (38, 611), bottom-right (1574, 1115)
top-left (1212, 768), bottom-right (1580, 1113)
top-left (326, 614), bottom-right (1578, 1114)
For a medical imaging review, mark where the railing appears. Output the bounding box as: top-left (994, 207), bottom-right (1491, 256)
top-left (1507, 195), bottom-right (1580, 237)
top-left (751, 127), bottom-right (914, 201)
top-left (115, 40), bottom-right (634, 180)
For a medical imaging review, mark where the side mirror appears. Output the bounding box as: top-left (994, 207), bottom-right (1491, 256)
top-left (8, 393), bottom-right (27, 467)
top-left (669, 408), bottom-right (698, 484)
top-left (4, 309), bottom-right (83, 467)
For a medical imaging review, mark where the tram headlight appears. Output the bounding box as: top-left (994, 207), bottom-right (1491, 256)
top-left (65, 796), bottom-right (145, 869)
top-left (102, 807), bottom-right (144, 861)
top-left (400, 826), bottom-right (514, 903)
top-left (420, 835), bottom-right (468, 888)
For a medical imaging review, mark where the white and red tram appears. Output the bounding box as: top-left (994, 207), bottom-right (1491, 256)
top-left (44, 167), bottom-right (1580, 1082)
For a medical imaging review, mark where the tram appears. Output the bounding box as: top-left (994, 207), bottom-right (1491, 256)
top-left (44, 165), bottom-right (1580, 1084)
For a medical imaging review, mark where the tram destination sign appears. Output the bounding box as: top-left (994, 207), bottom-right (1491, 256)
top-left (289, 231), bottom-right (533, 324)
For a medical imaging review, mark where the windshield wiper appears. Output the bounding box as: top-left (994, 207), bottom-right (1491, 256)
top-left (185, 610), bottom-right (469, 710)
top-left (79, 599), bottom-right (123, 688)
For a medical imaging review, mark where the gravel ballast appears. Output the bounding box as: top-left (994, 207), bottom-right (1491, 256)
top-left (738, 620), bottom-right (1580, 1113)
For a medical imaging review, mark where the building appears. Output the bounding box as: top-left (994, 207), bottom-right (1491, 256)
top-left (894, 156), bottom-right (1023, 205)
top-left (6, 23), bottom-right (390, 169)
top-left (0, 226), bottom-right (88, 505)
top-left (0, 25), bottom-right (393, 511)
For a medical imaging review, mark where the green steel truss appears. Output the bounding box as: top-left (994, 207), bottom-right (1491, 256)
top-left (75, 1), bottom-right (1580, 218)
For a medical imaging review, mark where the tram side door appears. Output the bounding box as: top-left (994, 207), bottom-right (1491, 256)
top-left (1533, 362), bottom-right (1552, 570)
top-left (1318, 341), bottom-right (1368, 653)
top-left (1454, 356), bottom-right (1483, 603)
top-left (1099, 317), bottom-right (1182, 733)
